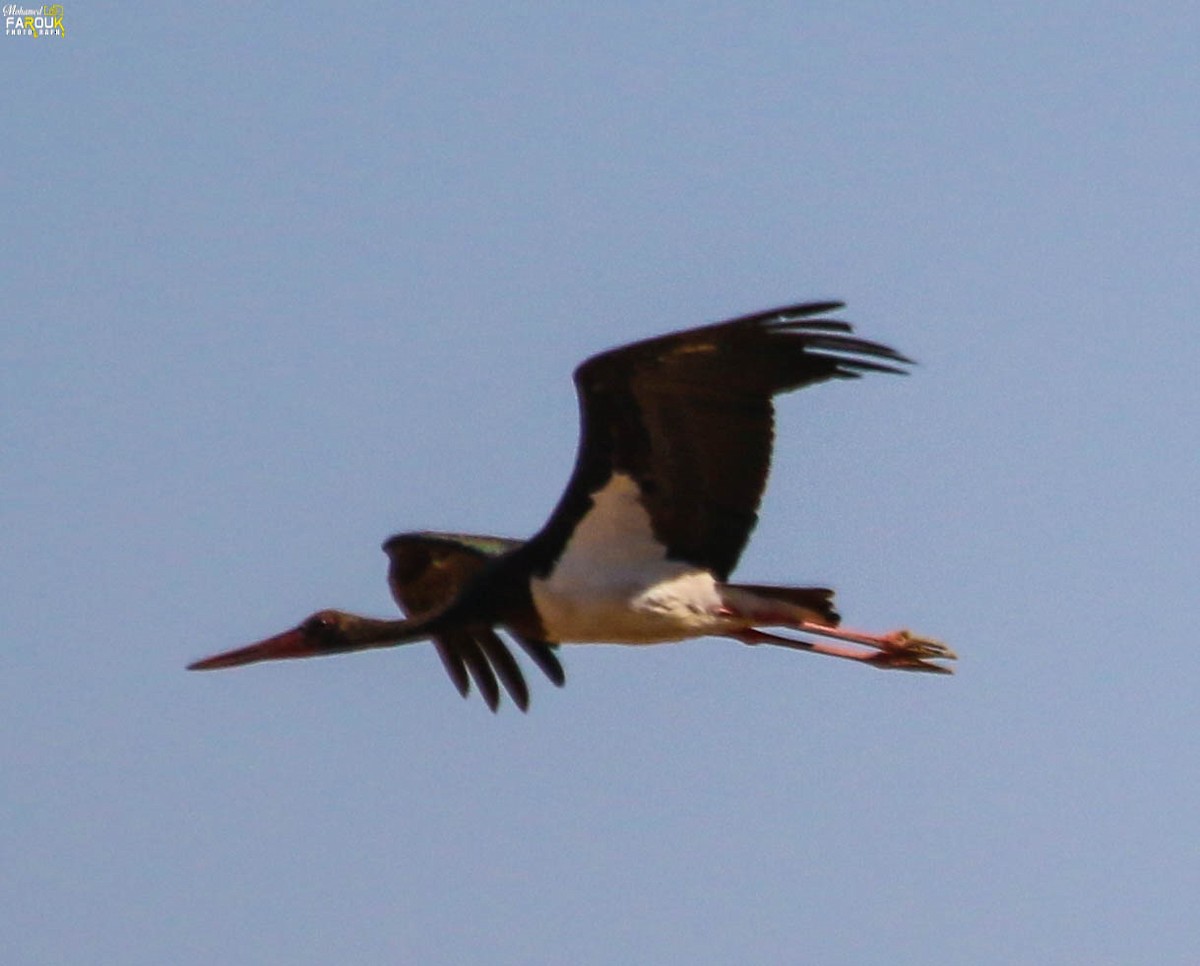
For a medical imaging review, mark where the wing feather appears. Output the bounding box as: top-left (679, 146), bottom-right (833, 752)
top-left (383, 531), bottom-right (558, 707)
top-left (451, 630), bottom-right (501, 712)
top-left (475, 629), bottom-right (531, 711)
top-left (513, 634), bottom-right (566, 688)
top-left (528, 302), bottom-right (912, 579)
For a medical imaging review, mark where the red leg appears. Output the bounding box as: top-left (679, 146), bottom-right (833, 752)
top-left (734, 627), bottom-right (954, 674)
top-left (796, 622), bottom-right (956, 661)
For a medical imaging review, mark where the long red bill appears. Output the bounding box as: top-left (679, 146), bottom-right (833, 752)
top-left (188, 626), bottom-right (317, 671)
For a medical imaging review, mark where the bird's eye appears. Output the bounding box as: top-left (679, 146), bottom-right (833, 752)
top-left (306, 612), bottom-right (337, 634)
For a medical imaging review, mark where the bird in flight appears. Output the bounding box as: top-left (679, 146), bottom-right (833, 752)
top-left (189, 302), bottom-right (953, 709)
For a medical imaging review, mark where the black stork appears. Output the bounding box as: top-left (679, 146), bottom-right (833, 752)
top-left (189, 301), bottom-right (954, 708)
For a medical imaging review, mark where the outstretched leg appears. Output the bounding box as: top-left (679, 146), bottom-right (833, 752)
top-left (734, 627), bottom-right (954, 673)
top-left (717, 587), bottom-right (955, 673)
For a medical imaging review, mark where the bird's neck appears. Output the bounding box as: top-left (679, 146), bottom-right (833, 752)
top-left (347, 614), bottom-right (442, 647)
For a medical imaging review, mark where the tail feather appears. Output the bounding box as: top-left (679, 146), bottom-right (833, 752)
top-left (726, 583), bottom-right (840, 627)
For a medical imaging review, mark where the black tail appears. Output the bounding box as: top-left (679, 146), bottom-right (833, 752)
top-left (727, 583), bottom-right (840, 627)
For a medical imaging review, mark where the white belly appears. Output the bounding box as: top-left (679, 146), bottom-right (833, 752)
top-left (532, 565), bottom-right (728, 643)
top-left (529, 473), bottom-right (729, 644)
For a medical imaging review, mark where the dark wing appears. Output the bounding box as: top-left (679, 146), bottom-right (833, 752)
top-left (382, 531), bottom-right (564, 710)
top-left (384, 531), bottom-right (523, 616)
top-left (528, 302), bottom-right (912, 580)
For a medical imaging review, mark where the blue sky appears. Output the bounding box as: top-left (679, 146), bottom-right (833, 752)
top-left (4, 3), bottom-right (1198, 963)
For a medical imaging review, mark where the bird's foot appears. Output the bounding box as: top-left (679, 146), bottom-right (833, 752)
top-left (876, 629), bottom-right (956, 661)
top-left (865, 631), bottom-right (956, 675)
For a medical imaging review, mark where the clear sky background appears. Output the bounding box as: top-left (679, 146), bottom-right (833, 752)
top-left (4, 4), bottom-right (1198, 964)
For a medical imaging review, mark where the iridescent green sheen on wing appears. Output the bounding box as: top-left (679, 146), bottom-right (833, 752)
top-left (406, 531), bottom-right (523, 559)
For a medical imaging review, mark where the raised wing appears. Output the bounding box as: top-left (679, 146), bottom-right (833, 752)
top-left (382, 531), bottom-right (564, 710)
top-left (528, 302), bottom-right (912, 580)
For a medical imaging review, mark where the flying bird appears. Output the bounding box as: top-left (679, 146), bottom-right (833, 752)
top-left (189, 301), bottom-right (953, 708)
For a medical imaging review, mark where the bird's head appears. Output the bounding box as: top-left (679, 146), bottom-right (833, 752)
top-left (187, 609), bottom-right (392, 671)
